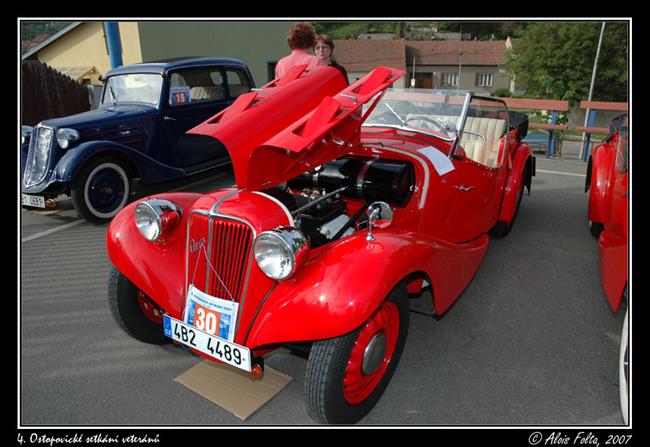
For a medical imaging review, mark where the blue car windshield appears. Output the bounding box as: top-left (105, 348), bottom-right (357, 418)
top-left (102, 73), bottom-right (163, 106)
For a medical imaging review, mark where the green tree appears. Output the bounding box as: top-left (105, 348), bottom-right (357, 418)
top-left (506, 21), bottom-right (628, 102)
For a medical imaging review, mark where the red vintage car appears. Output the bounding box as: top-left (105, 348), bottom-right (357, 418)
top-left (584, 113), bottom-right (629, 424)
top-left (106, 65), bottom-right (535, 424)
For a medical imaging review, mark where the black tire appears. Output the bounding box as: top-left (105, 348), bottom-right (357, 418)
top-left (304, 283), bottom-right (409, 424)
top-left (71, 155), bottom-right (130, 223)
top-left (108, 267), bottom-right (167, 345)
top-left (619, 286), bottom-right (629, 425)
top-left (590, 221), bottom-right (604, 239)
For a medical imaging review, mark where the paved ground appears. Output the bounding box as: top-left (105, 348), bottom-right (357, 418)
top-left (19, 146), bottom-right (628, 426)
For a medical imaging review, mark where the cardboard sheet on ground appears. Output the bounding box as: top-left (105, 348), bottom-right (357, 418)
top-left (174, 360), bottom-right (292, 420)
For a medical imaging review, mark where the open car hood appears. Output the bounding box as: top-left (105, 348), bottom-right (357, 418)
top-left (188, 65), bottom-right (404, 190)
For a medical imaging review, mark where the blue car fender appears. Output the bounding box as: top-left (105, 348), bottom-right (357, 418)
top-left (53, 140), bottom-right (184, 185)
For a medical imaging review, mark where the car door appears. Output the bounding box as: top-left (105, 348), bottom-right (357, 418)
top-left (161, 66), bottom-right (234, 171)
top-left (445, 97), bottom-right (510, 241)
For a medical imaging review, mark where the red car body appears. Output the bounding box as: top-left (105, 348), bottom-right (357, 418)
top-left (106, 65), bottom-right (535, 423)
top-left (586, 113), bottom-right (629, 312)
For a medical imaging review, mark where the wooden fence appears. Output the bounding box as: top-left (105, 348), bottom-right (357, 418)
top-left (21, 60), bottom-right (90, 126)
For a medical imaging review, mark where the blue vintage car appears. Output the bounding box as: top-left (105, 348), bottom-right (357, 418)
top-left (21, 57), bottom-right (254, 222)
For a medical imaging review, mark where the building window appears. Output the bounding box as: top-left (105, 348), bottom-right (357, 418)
top-left (440, 72), bottom-right (458, 87)
top-left (476, 73), bottom-right (493, 87)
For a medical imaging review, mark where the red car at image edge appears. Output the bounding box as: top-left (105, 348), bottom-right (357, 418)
top-left (585, 113), bottom-right (629, 424)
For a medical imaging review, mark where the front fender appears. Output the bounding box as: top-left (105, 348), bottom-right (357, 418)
top-left (106, 191), bottom-right (204, 315)
top-left (245, 229), bottom-right (488, 348)
top-left (53, 140), bottom-right (185, 185)
top-left (587, 143), bottom-right (615, 225)
top-left (498, 143), bottom-right (533, 223)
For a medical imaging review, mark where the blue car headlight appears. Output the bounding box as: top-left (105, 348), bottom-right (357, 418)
top-left (56, 128), bottom-right (80, 149)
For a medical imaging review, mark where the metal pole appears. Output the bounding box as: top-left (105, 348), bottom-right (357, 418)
top-left (579, 22), bottom-right (606, 160)
top-left (411, 56), bottom-right (416, 88)
top-left (457, 25), bottom-right (463, 93)
top-left (104, 21), bottom-right (123, 69)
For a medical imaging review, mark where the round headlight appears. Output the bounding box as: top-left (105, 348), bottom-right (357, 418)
top-left (254, 227), bottom-right (309, 281)
top-left (56, 128), bottom-right (80, 149)
top-left (135, 199), bottom-right (182, 242)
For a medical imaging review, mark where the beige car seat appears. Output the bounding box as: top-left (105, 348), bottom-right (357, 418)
top-left (405, 114), bottom-right (506, 168)
top-left (190, 86), bottom-right (224, 101)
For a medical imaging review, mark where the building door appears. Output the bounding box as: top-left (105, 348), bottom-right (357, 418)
top-left (414, 73), bottom-right (433, 89)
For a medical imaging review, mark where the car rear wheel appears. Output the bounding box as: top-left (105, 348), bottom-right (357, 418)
top-left (71, 155), bottom-right (130, 223)
top-left (304, 283), bottom-right (409, 424)
top-left (490, 165), bottom-right (528, 238)
top-left (619, 286), bottom-right (629, 425)
top-left (108, 267), bottom-right (167, 345)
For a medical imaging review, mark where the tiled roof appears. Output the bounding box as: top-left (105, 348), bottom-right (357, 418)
top-left (331, 39), bottom-right (407, 72)
top-left (406, 40), bottom-right (507, 66)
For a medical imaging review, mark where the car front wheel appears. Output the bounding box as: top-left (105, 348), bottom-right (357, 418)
top-left (71, 155), bottom-right (130, 223)
top-left (108, 267), bottom-right (167, 345)
top-left (304, 284), bottom-right (409, 424)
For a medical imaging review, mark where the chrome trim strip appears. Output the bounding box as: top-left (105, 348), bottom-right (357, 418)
top-left (449, 94), bottom-right (472, 160)
top-left (356, 158), bottom-right (376, 196)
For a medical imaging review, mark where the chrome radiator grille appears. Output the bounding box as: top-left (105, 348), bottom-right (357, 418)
top-left (187, 212), bottom-right (254, 302)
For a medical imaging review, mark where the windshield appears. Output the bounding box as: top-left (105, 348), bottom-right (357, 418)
top-left (102, 73), bottom-right (163, 106)
top-left (363, 89), bottom-right (470, 141)
top-left (363, 89), bottom-right (510, 168)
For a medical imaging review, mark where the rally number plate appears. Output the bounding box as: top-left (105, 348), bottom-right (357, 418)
top-left (163, 315), bottom-right (251, 372)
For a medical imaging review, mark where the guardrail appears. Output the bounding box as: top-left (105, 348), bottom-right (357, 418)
top-left (577, 101), bottom-right (628, 161)
top-left (497, 98), bottom-right (569, 158)
top-left (496, 97), bottom-right (628, 161)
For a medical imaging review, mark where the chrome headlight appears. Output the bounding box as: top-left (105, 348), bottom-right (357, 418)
top-left (135, 199), bottom-right (182, 242)
top-left (56, 128), bottom-right (80, 149)
top-left (253, 227), bottom-right (309, 281)
top-left (23, 125), bottom-right (53, 187)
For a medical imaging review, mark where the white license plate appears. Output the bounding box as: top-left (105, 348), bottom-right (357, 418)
top-left (163, 315), bottom-right (251, 372)
top-left (21, 194), bottom-right (45, 208)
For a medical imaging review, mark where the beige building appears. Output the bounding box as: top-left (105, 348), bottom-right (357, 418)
top-left (23, 22), bottom-right (143, 85)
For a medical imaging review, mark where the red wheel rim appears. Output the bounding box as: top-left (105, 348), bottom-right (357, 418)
top-left (343, 301), bottom-right (400, 405)
top-left (137, 291), bottom-right (163, 324)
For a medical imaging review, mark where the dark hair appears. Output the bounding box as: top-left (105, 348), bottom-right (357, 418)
top-left (287, 22), bottom-right (316, 50)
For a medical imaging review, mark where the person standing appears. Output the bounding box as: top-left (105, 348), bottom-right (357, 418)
top-left (314, 35), bottom-right (348, 85)
top-left (275, 22), bottom-right (320, 78)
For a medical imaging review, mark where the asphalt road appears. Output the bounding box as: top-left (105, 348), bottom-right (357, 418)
top-left (19, 153), bottom-right (628, 427)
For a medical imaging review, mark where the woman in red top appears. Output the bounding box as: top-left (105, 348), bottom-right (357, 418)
top-left (275, 22), bottom-right (320, 78)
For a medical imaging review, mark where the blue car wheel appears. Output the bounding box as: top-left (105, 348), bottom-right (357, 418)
top-left (71, 155), bottom-right (130, 223)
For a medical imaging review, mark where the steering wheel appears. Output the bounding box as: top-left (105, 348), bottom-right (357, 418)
top-left (405, 116), bottom-right (450, 133)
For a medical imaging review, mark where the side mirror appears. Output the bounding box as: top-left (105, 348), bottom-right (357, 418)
top-left (366, 201), bottom-right (393, 241)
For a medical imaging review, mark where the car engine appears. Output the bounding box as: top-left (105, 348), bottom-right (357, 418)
top-left (262, 157), bottom-right (414, 248)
